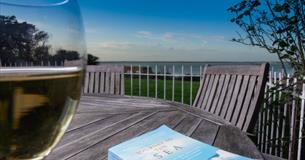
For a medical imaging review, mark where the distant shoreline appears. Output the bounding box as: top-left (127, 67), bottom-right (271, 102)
top-left (98, 61), bottom-right (282, 63)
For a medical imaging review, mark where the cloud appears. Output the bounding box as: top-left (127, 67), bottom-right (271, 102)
top-left (209, 35), bottom-right (225, 41)
top-left (136, 31), bottom-right (176, 41)
top-left (162, 33), bottom-right (174, 40)
top-left (136, 31), bottom-right (152, 38)
top-left (135, 31), bottom-right (226, 45)
top-left (201, 40), bottom-right (208, 45)
top-left (97, 41), bottom-right (134, 49)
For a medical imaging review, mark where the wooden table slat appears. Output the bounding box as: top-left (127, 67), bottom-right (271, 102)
top-left (67, 111), bottom-right (186, 160)
top-left (47, 112), bottom-right (156, 160)
top-left (47, 95), bottom-right (264, 160)
top-left (66, 113), bottom-right (111, 132)
top-left (174, 115), bottom-right (202, 136)
top-left (57, 113), bottom-right (134, 148)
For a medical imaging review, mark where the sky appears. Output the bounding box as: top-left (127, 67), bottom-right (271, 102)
top-left (0, 0), bottom-right (278, 62)
top-left (78, 0), bottom-right (278, 62)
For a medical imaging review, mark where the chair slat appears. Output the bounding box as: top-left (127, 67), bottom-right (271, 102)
top-left (110, 72), bottom-right (115, 94)
top-left (243, 77), bottom-right (265, 131)
top-left (201, 74), bottom-right (215, 109)
top-left (83, 65), bottom-right (124, 95)
top-left (193, 66), bottom-right (207, 106)
top-left (193, 63), bottom-right (269, 133)
top-left (220, 75), bottom-right (236, 119)
top-left (242, 63), bottom-right (269, 131)
top-left (94, 72), bottom-right (100, 93)
top-left (115, 72), bottom-right (120, 94)
top-left (89, 72), bottom-right (95, 93)
top-left (120, 73), bottom-right (125, 95)
top-left (105, 72), bottom-right (110, 94)
top-left (231, 75), bottom-right (250, 125)
top-left (214, 74), bottom-right (230, 116)
top-left (84, 72), bottom-right (89, 94)
top-left (205, 74), bottom-right (220, 111)
top-left (194, 74), bottom-right (209, 108)
top-left (225, 75), bottom-right (243, 121)
top-left (210, 74), bottom-right (225, 114)
top-left (237, 76), bottom-right (257, 129)
top-left (99, 72), bottom-right (105, 93)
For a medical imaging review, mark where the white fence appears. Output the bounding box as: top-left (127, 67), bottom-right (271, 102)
top-left (257, 71), bottom-right (305, 160)
top-left (123, 64), bottom-right (203, 105)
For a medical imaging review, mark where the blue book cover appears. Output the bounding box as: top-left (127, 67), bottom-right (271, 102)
top-left (108, 125), bottom-right (253, 160)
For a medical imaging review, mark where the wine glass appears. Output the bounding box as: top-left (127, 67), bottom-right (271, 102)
top-left (0, 0), bottom-right (86, 159)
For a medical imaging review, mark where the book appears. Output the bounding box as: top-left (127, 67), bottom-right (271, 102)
top-left (108, 125), bottom-right (253, 160)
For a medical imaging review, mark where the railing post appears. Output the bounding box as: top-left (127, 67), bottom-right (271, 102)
top-left (269, 70), bottom-right (275, 154)
top-left (155, 65), bottom-right (158, 98)
top-left (121, 66), bottom-right (125, 96)
top-left (130, 64), bottom-right (133, 96)
top-left (274, 72), bottom-right (279, 155)
top-left (147, 65), bottom-right (149, 97)
top-left (279, 73), bottom-right (286, 157)
top-left (297, 77), bottom-right (305, 160)
top-left (164, 65), bottom-right (166, 100)
top-left (199, 65), bottom-right (202, 81)
top-left (258, 96), bottom-right (262, 151)
top-left (190, 65), bottom-right (193, 106)
top-left (139, 65), bottom-right (141, 96)
top-left (172, 65), bottom-right (175, 101)
top-left (181, 65), bottom-right (184, 104)
top-left (261, 84), bottom-right (267, 152)
top-left (289, 77), bottom-right (297, 160)
top-left (265, 71), bottom-right (272, 153)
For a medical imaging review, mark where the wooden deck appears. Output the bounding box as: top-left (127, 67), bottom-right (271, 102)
top-left (47, 95), bottom-right (264, 160)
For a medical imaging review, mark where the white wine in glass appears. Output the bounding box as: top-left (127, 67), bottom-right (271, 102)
top-left (0, 0), bottom-right (86, 159)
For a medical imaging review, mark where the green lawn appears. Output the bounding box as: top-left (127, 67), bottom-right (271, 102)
top-left (124, 78), bottom-right (200, 105)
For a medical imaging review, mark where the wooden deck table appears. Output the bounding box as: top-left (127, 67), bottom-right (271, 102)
top-left (47, 95), bottom-right (264, 160)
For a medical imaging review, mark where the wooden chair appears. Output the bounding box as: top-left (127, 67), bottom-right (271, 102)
top-left (83, 65), bottom-right (125, 95)
top-left (193, 63), bottom-right (269, 133)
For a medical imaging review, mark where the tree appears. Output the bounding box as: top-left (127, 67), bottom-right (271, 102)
top-left (0, 15), bottom-right (50, 64)
top-left (228, 1), bottom-right (305, 159)
top-left (0, 15), bottom-right (82, 65)
top-left (87, 54), bottom-right (99, 65)
top-left (52, 49), bottom-right (80, 62)
top-left (228, 0), bottom-right (305, 78)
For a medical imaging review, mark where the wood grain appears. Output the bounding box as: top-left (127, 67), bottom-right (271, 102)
top-left (193, 63), bottom-right (269, 133)
top-left (47, 95), bottom-right (263, 160)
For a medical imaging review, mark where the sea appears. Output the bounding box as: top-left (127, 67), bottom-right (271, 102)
top-left (99, 61), bottom-right (293, 75)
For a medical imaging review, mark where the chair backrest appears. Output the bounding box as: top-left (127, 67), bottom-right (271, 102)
top-left (193, 63), bottom-right (269, 132)
top-left (83, 65), bottom-right (125, 95)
